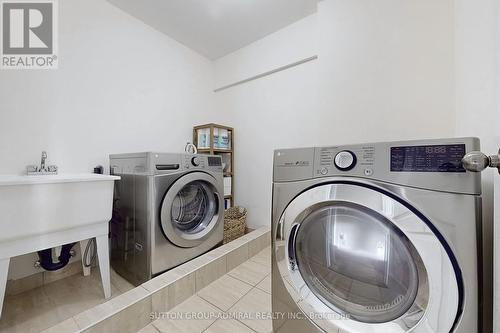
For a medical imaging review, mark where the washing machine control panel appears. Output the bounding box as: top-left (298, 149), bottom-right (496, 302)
top-left (390, 144), bottom-right (466, 173)
top-left (314, 146), bottom-right (375, 177)
top-left (181, 155), bottom-right (222, 171)
top-left (274, 138), bottom-right (481, 195)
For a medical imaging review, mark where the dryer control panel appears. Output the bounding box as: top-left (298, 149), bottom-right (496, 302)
top-left (316, 146), bottom-right (375, 177)
top-left (390, 144), bottom-right (466, 173)
top-left (110, 152), bottom-right (223, 175)
top-left (273, 137), bottom-right (481, 195)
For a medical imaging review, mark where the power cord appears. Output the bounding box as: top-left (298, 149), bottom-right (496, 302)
top-left (83, 238), bottom-right (97, 268)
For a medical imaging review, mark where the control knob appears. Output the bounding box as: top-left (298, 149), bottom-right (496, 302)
top-left (334, 151), bottom-right (356, 171)
top-left (191, 157), bottom-right (200, 167)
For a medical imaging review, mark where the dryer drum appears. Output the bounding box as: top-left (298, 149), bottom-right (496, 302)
top-left (171, 181), bottom-right (216, 232)
top-left (294, 202), bottom-right (424, 324)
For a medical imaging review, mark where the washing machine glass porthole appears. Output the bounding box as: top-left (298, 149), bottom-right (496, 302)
top-left (294, 201), bottom-right (427, 324)
top-left (170, 180), bottom-right (217, 234)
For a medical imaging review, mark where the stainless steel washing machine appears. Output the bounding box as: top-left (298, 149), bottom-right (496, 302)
top-left (272, 138), bottom-right (484, 333)
top-left (109, 152), bottom-right (224, 286)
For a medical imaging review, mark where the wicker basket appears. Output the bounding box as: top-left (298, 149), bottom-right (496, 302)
top-left (223, 206), bottom-right (247, 244)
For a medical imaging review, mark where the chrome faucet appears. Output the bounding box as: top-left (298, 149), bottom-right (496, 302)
top-left (27, 151), bottom-right (58, 175)
top-left (41, 151), bottom-right (47, 171)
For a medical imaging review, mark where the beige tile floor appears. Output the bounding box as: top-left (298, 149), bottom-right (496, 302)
top-left (142, 246), bottom-right (272, 333)
top-left (0, 268), bottom-right (134, 333)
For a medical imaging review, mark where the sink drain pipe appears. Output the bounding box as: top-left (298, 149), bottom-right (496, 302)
top-left (37, 243), bottom-right (76, 271)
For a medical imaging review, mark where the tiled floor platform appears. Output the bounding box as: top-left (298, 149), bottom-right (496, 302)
top-left (0, 269), bottom-right (134, 333)
top-left (142, 246), bottom-right (272, 333)
top-left (35, 226), bottom-right (270, 333)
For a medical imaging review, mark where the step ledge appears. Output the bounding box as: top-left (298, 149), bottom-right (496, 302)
top-left (42, 225), bottom-right (270, 333)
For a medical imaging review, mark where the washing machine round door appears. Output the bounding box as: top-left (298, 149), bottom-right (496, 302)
top-left (161, 172), bottom-right (222, 248)
top-left (276, 181), bottom-right (461, 333)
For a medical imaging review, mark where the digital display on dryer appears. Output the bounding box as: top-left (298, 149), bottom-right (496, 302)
top-left (390, 144), bottom-right (466, 172)
top-left (207, 156), bottom-right (222, 167)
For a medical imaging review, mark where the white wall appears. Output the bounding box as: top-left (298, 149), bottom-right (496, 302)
top-left (317, 0), bottom-right (455, 143)
top-left (0, 0), bottom-right (215, 279)
top-left (214, 13), bottom-right (320, 228)
top-left (0, 0), bottom-right (215, 177)
top-left (216, 60), bottom-right (320, 229)
top-left (215, 0), bottom-right (457, 228)
top-left (214, 13), bottom-right (318, 89)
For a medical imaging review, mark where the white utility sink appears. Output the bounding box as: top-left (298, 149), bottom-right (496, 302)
top-left (0, 173), bottom-right (120, 317)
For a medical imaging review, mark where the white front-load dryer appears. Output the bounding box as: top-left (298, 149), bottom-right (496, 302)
top-left (272, 138), bottom-right (483, 333)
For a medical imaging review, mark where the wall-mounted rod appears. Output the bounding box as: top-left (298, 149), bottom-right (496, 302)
top-left (214, 55), bottom-right (319, 93)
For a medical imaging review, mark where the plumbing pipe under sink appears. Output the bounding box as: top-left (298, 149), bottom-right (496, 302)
top-left (37, 243), bottom-right (76, 271)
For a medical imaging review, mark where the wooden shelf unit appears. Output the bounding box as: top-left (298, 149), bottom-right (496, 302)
top-left (193, 123), bottom-right (234, 209)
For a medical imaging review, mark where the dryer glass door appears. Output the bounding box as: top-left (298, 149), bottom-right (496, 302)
top-left (294, 202), bottom-right (421, 323)
top-left (171, 181), bottom-right (217, 233)
top-left (161, 172), bottom-right (222, 248)
top-left (276, 182), bottom-right (460, 333)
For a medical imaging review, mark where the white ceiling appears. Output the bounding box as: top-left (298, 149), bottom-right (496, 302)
top-left (107, 0), bottom-right (318, 60)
